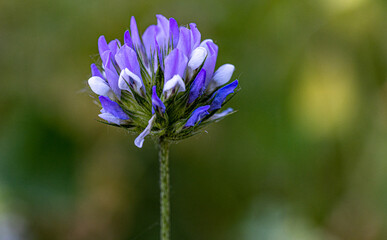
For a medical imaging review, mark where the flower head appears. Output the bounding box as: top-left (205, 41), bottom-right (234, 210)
top-left (88, 15), bottom-right (239, 147)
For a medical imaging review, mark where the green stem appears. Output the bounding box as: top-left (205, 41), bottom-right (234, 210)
top-left (159, 138), bottom-right (170, 240)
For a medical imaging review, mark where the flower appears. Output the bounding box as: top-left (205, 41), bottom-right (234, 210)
top-left (88, 14), bottom-right (240, 147)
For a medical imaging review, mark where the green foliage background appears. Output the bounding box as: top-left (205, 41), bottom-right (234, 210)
top-left (0, 0), bottom-right (386, 239)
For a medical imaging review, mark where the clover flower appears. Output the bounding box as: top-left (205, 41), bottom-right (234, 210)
top-left (88, 15), bottom-right (239, 148)
top-left (86, 15), bottom-right (240, 240)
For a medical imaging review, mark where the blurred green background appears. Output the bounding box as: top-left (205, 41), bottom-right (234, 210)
top-left (1, 0), bottom-right (386, 239)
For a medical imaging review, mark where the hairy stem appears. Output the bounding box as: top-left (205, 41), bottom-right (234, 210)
top-left (159, 138), bottom-right (170, 240)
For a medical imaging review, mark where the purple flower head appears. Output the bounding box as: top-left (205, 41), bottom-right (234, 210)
top-left (88, 14), bottom-right (239, 147)
top-left (185, 105), bottom-right (210, 127)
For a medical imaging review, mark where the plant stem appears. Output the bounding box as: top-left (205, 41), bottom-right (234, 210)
top-left (159, 138), bottom-right (170, 240)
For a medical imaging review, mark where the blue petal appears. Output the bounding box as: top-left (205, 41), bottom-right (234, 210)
top-left (124, 30), bottom-right (134, 49)
top-left (185, 105), bottom-right (210, 127)
top-left (99, 96), bottom-right (130, 120)
top-left (176, 27), bottom-right (192, 58)
top-left (164, 48), bottom-right (188, 81)
top-left (91, 63), bottom-right (104, 78)
top-left (209, 80), bottom-right (238, 111)
top-left (169, 18), bottom-right (179, 48)
top-left (152, 86), bottom-right (166, 115)
top-left (188, 69), bottom-right (206, 104)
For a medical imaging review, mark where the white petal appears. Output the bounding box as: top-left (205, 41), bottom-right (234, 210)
top-left (134, 115), bottom-right (156, 148)
top-left (188, 47), bottom-right (207, 70)
top-left (206, 64), bottom-right (235, 93)
top-left (98, 112), bottom-right (122, 125)
top-left (118, 70), bottom-right (131, 91)
top-left (213, 64), bottom-right (235, 85)
top-left (209, 108), bottom-right (234, 121)
top-left (163, 75), bottom-right (186, 97)
top-left (88, 76), bottom-right (111, 96)
top-left (118, 68), bottom-right (144, 95)
top-left (199, 39), bottom-right (214, 50)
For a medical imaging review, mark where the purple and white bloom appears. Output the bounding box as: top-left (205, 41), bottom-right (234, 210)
top-left (87, 15), bottom-right (240, 147)
top-left (98, 96), bottom-right (130, 125)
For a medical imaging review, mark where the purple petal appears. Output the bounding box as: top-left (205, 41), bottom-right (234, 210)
top-left (176, 27), bottom-right (192, 58)
top-left (99, 96), bottom-right (129, 120)
top-left (189, 23), bottom-right (201, 50)
top-left (115, 44), bottom-right (141, 78)
top-left (164, 48), bottom-right (188, 81)
top-left (169, 18), bottom-right (179, 48)
top-left (188, 69), bottom-right (206, 104)
top-left (124, 30), bottom-right (134, 49)
top-left (142, 25), bottom-right (158, 57)
top-left (91, 63), bottom-right (104, 78)
top-left (202, 41), bottom-right (218, 86)
top-left (155, 26), bottom-right (168, 50)
top-left (185, 105), bottom-right (210, 127)
top-left (155, 40), bottom-right (164, 71)
top-left (209, 80), bottom-right (238, 111)
top-left (108, 39), bottom-right (120, 56)
top-left (98, 36), bottom-right (110, 65)
top-left (98, 36), bottom-right (109, 58)
top-left (152, 86), bottom-right (166, 115)
top-left (130, 16), bottom-right (142, 49)
top-left (156, 14), bottom-right (169, 38)
top-left (104, 52), bottom-right (121, 97)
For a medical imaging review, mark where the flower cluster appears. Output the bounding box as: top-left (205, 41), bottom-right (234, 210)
top-left (88, 15), bottom-right (239, 148)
